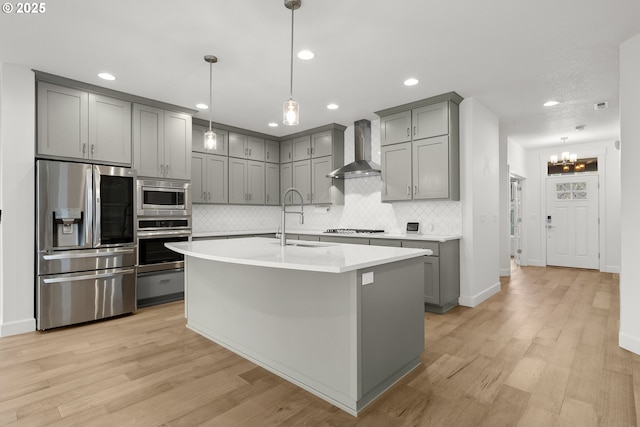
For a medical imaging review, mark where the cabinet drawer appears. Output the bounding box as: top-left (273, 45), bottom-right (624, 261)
top-left (297, 234), bottom-right (320, 242)
top-left (401, 240), bottom-right (439, 256)
top-left (369, 239), bottom-right (402, 247)
top-left (320, 236), bottom-right (369, 245)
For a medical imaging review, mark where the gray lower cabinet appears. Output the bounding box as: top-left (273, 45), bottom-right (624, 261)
top-left (319, 236), bottom-right (369, 245)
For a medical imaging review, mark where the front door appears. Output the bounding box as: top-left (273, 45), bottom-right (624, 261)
top-left (546, 175), bottom-right (599, 269)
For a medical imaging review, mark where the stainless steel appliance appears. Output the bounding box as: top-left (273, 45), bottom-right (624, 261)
top-left (137, 178), bottom-right (191, 217)
top-left (136, 179), bottom-right (191, 308)
top-left (36, 160), bottom-right (137, 330)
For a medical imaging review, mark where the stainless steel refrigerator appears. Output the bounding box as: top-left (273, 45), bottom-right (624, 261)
top-left (36, 160), bottom-right (137, 330)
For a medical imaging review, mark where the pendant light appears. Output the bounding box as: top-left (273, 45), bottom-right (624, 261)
top-left (204, 55), bottom-right (218, 150)
top-left (283, 0), bottom-right (301, 126)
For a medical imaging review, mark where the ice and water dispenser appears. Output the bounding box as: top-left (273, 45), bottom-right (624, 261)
top-left (53, 208), bottom-right (84, 248)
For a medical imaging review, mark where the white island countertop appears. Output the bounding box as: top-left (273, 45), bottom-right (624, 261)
top-left (166, 237), bottom-right (431, 273)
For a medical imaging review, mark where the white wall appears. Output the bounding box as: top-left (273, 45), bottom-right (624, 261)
top-left (499, 131), bottom-right (510, 276)
top-left (520, 140), bottom-right (620, 272)
top-left (459, 98), bottom-right (501, 307)
top-left (508, 138), bottom-right (527, 177)
top-left (619, 33), bottom-right (640, 356)
top-left (0, 63), bottom-right (36, 336)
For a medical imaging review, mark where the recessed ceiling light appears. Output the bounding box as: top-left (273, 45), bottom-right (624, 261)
top-left (297, 50), bottom-right (315, 60)
top-left (268, 122), bottom-right (279, 127)
top-left (543, 100), bottom-right (559, 107)
top-left (327, 103), bottom-right (339, 110)
top-left (404, 78), bottom-right (419, 86)
top-left (196, 103), bottom-right (208, 110)
top-left (98, 72), bottom-right (116, 81)
top-left (575, 124), bottom-right (586, 131)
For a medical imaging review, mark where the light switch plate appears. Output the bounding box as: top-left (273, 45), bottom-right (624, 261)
top-left (362, 272), bottom-right (374, 285)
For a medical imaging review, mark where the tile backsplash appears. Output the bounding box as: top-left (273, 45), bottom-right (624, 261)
top-left (193, 176), bottom-right (461, 235)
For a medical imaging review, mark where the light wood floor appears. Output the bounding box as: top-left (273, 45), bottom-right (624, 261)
top-left (1, 265), bottom-right (638, 426)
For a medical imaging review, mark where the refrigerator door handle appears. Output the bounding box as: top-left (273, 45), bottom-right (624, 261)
top-left (42, 268), bottom-right (135, 284)
top-left (42, 247), bottom-right (136, 260)
top-left (85, 168), bottom-right (93, 248)
top-left (92, 166), bottom-right (101, 247)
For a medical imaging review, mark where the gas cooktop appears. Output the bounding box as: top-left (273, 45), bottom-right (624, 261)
top-left (324, 228), bottom-right (385, 234)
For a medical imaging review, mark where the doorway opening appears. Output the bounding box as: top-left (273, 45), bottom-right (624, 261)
top-left (510, 174), bottom-right (524, 267)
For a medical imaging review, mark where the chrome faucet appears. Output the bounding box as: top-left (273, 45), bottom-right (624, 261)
top-left (280, 187), bottom-right (304, 246)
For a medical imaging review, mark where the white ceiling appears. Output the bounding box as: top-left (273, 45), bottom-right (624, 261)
top-left (1, 0), bottom-right (639, 149)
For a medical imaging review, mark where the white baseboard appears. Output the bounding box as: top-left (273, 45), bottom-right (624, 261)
top-left (619, 332), bottom-right (640, 356)
top-left (527, 259), bottom-right (546, 267)
top-left (459, 281), bottom-right (501, 308)
top-left (605, 265), bottom-right (621, 274)
top-left (0, 317), bottom-right (36, 337)
top-left (499, 268), bottom-right (510, 277)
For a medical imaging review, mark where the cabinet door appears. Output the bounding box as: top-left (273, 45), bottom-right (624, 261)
top-left (280, 140), bottom-right (293, 163)
top-left (265, 140), bottom-right (280, 163)
top-left (206, 154), bottom-right (228, 204)
top-left (380, 110), bottom-right (411, 146)
top-left (88, 94), bottom-right (131, 164)
top-left (311, 156), bottom-right (333, 204)
top-left (37, 82), bottom-right (89, 159)
top-left (380, 142), bottom-right (412, 201)
top-left (133, 104), bottom-right (164, 178)
top-left (192, 124), bottom-right (228, 155)
top-left (413, 136), bottom-right (449, 199)
top-left (247, 160), bottom-right (265, 205)
top-left (422, 256), bottom-right (440, 305)
top-left (311, 130), bottom-right (332, 158)
top-left (228, 158), bottom-right (247, 204)
top-left (265, 163), bottom-right (280, 205)
top-left (229, 132), bottom-right (248, 158)
top-left (292, 135), bottom-right (311, 161)
top-left (247, 137), bottom-right (265, 161)
top-left (412, 102), bottom-right (448, 140)
top-left (191, 152), bottom-right (206, 203)
top-left (280, 162), bottom-right (294, 204)
top-left (164, 111), bottom-right (192, 180)
top-left (292, 160), bottom-right (312, 204)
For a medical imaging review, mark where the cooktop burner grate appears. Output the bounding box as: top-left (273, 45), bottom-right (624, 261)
top-left (324, 228), bottom-right (385, 234)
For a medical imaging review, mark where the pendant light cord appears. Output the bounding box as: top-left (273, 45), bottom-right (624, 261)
top-left (209, 61), bottom-right (213, 132)
top-left (289, 6), bottom-right (294, 100)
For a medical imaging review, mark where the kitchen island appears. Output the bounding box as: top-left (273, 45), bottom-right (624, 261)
top-left (165, 237), bottom-right (429, 416)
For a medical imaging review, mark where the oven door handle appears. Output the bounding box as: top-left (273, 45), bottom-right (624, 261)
top-left (137, 230), bottom-right (192, 238)
top-left (42, 268), bottom-right (136, 284)
top-left (42, 248), bottom-right (136, 260)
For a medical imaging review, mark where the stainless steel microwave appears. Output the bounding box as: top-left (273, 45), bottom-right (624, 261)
top-left (137, 179), bottom-right (191, 217)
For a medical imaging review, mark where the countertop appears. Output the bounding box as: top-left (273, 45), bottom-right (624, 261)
top-left (192, 229), bottom-right (461, 242)
top-left (166, 237), bottom-right (431, 273)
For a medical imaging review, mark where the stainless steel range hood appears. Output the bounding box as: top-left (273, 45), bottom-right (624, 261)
top-left (327, 119), bottom-right (381, 179)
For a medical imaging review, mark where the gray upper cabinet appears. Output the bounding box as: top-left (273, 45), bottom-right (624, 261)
top-left (311, 130), bottom-right (332, 157)
top-left (292, 135), bottom-right (311, 161)
top-left (192, 152), bottom-right (228, 204)
top-left (192, 124), bottom-right (228, 155)
top-left (265, 163), bottom-right (279, 205)
top-left (280, 140), bottom-right (293, 163)
top-left (37, 82), bottom-right (131, 165)
top-left (228, 158), bottom-right (264, 204)
top-left (133, 104), bottom-right (192, 180)
top-left (413, 136), bottom-right (449, 199)
top-left (376, 92), bottom-right (462, 201)
top-left (229, 132), bottom-right (264, 161)
top-left (412, 102), bottom-right (449, 140)
top-left (265, 139), bottom-right (279, 163)
top-left (311, 156), bottom-right (333, 204)
top-left (280, 162), bottom-right (294, 204)
top-left (293, 160), bottom-right (312, 204)
top-left (381, 142), bottom-right (412, 201)
top-left (380, 110), bottom-right (411, 146)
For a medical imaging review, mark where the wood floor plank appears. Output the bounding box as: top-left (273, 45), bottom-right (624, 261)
top-left (0, 265), bottom-right (638, 426)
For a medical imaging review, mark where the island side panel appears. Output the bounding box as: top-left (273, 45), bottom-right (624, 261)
top-left (185, 257), bottom-right (360, 412)
top-left (359, 257), bottom-right (424, 409)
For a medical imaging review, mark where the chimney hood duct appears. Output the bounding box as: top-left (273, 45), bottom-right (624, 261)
top-left (327, 119), bottom-right (381, 179)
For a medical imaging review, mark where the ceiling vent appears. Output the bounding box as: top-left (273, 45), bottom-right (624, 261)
top-left (593, 101), bottom-right (608, 110)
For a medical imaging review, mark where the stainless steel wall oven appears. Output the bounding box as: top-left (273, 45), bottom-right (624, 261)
top-left (136, 179), bottom-right (191, 308)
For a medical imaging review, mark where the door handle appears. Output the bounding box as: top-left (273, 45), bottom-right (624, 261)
top-left (407, 186), bottom-right (411, 196)
top-left (165, 165), bottom-right (169, 176)
top-left (82, 143), bottom-right (87, 155)
top-left (413, 126), bottom-right (416, 136)
top-left (414, 185), bottom-right (418, 195)
top-left (406, 128), bottom-right (410, 137)
top-left (249, 148), bottom-right (252, 157)
top-left (91, 144), bottom-right (95, 156)
top-left (208, 192), bottom-right (211, 201)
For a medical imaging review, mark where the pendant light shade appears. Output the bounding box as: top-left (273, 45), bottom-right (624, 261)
top-left (283, 99), bottom-right (299, 126)
top-left (283, 0), bottom-right (301, 126)
top-left (204, 55), bottom-right (218, 150)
